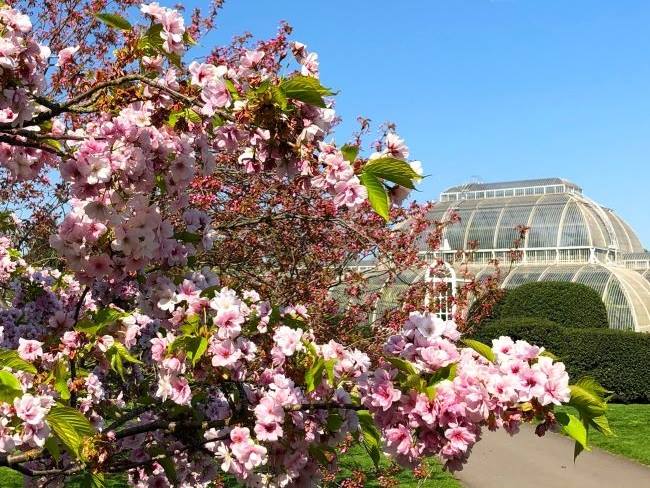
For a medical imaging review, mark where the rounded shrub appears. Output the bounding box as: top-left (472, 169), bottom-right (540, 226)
top-left (499, 281), bottom-right (608, 328)
top-left (473, 317), bottom-right (650, 403)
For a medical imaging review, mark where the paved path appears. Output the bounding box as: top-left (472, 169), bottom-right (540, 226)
top-left (455, 425), bottom-right (650, 488)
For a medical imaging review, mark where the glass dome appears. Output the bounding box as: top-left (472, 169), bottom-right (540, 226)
top-left (410, 178), bottom-right (650, 332)
top-left (423, 186), bottom-right (643, 255)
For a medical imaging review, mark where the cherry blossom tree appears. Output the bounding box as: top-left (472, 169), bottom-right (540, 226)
top-left (0, 2), bottom-right (613, 487)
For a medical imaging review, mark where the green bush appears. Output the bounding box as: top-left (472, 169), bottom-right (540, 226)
top-left (499, 281), bottom-right (608, 328)
top-left (473, 318), bottom-right (650, 403)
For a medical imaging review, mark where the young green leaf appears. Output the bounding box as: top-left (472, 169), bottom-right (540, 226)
top-left (363, 157), bottom-right (419, 189)
top-left (182, 31), bottom-right (197, 46)
top-left (0, 349), bottom-right (37, 374)
top-left (95, 13), bottom-right (132, 31)
top-left (172, 335), bottom-right (208, 366)
top-left (341, 144), bottom-right (359, 162)
top-left (359, 172), bottom-right (390, 220)
top-left (461, 338), bottom-right (496, 362)
top-left (44, 436), bottom-right (61, 463)
top-left (53, 360), bottom-right (71, 401)
top-left (386, 356), bottom-right (418, 376)
top-left (305, 358), bottom-right (325, 392)
top-left (589, 414), bottom-right (615, 437)
top-left (47, 405), bottom-right (94, 458)
top-left (326, 411), bottom-right (344, 432)
top-left (0, 371), bottom-right (23, 403)
top-left (357, 410), bottom-right (382, 468)
top-left (173, 231), bottom-right (202, 244)
top-left (79, 472), bottom-right (106, 488)
top-left (324, 358), bottom-right (337, 386)
top-left (279, 75), bottom-right (333, 108)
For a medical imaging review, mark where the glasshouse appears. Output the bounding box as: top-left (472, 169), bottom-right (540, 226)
top-left (411, 178), bottom-right (650, 332)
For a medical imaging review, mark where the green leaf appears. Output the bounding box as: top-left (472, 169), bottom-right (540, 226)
top-left (404, 373), bottom-right (426, 393)
top-left (363, 157), bottom-right (419, 189)
top-left (556, 412), bottom-right (589, 450)
top-left (224, 79), bottom-right (239, 99)
top-left (568, 384), bottom-right (607, 418)
top-left (424, 385), bottom-right (437, 400)
top-left (168, 108), bottom-right (201, 128)
top-left (113, 343), bottom-right (142, 365)
top-left (174, 231), bottom-right (202, 243)
top-left (324, 359), bottom-right (336, 387)
top-left (182, 31), bottom-right (197, 46)
top-left (53, 360), bottom-right (71, 401)
top-left (106, 343), bottom-right (141, 380)
top-left (171, 336), bottom-right (207, 366)
top-left (140, 24), bottom-right (164, 53)
top-left (304, 341), bottom-right (319, 358)
top-left (199, 285), bottom-right (220, 299)
top-left (185, 108), bottom-right (201, 123)
top-left (556, 411), bottom-right (590, 461)
top-left (44, 436), bottom-right (61, 463)
top-left (427, 363), bottom-right (457, 385)
top-left (540, 350), bottom-right (559, 361)
top-left (575, 376), bottom-right (612, 400)
top-left (590, 415), bottom-right (614, 437)
top-left (271, 86), bottom-right (288, 110)
top-left (47, 405), bottom-right (94, 458)
top-left (461, 338), bottom-right (496, 362)
top-left (326, 411), bottom-right (344, 432)
top-left (386, 356), bottom-right (418, 376)
top-left (0, 349), bottom-right (37, 374)
top-left (0, 371), bottom-right (23, 403)
top-left (76, 308), bottom-right (128, 337)
top-left (43, 139), bottom-right (63, 151)
top-left (357, 410), bottom-right (381, 468)
top-left (80, 472), bottom-right (105, 488)
top-left (308, 444), bottom-right (335, 466)
top-left (305, 358), bottom-right (325, 393)
top-left (96, 13), bottom-right (132, 31)
top-left (341, 144), bottom-right (359, 162)
top-left (158, 456), bottom-right (179, 485)
top-left (359, 172), bottom-right (390, 221)
top-left (279, 75), bottom-right (333, 108)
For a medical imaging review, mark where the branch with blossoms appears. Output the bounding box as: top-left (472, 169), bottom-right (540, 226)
top-left (0, 2), bottom-right (615, 487)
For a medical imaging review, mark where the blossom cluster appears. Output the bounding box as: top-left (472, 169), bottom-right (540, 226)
top-left (0, 7), bottom-right (56, 180)
top-left (374, 312), bottom-right (570, 468)
top-left (140, 2), bottom-right (186, 55)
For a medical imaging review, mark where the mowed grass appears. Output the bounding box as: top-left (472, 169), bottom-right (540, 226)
top-left (334, 444), bottom-right (460, 487)
top-left (0, 469), bottom-right (126, 487)
top-left (0, 446), bottom-right (460, 488)
top-left (557, 403), bottom-right (650, 465)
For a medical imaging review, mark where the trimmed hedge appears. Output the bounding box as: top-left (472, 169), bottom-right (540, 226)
top-left (473, 318), bottom-right (650, 403)
top-left (499, 281), bottom-right (608, 328)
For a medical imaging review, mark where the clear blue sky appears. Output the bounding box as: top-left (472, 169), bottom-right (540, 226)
top-left (187, 0), bottom-right (650, 247)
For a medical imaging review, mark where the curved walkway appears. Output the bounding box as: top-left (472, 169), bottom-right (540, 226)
top-left (456, 425), bottom-right (650, 488)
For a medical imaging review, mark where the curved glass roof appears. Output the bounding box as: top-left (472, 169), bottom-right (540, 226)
top-left (422, 192), bottom-right (644, 254)
top-left (499, 264), bottom-right (650, 332)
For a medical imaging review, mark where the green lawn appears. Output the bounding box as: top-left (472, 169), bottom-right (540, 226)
top-left (557, 403), bottom-right (650, 465)
top-left (335, 444), bottom-right (460, 487)
top-left (0, 445), bottom-right (460, 488)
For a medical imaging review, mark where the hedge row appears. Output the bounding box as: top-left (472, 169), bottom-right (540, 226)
top-left (499, 281), bottom-right (608, 329)
top-left (473, 318), bottom-right (650, 403)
